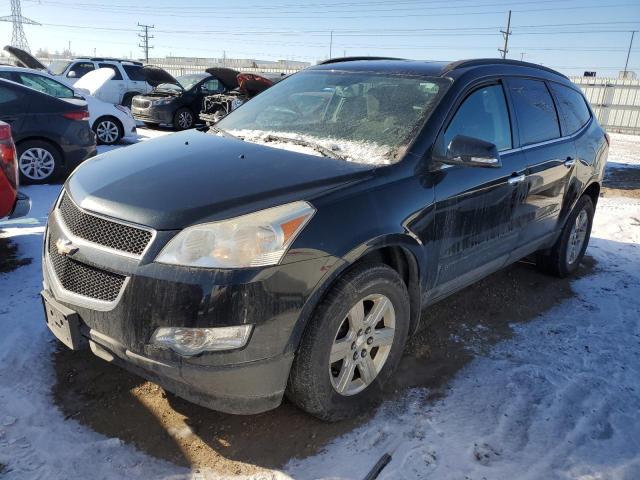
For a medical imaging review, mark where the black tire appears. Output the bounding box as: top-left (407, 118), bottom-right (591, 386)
top-left (287, 263), bottom-right (410, 421)
top-left (121, 92), bottom-right (139, 109)
top-left (16, 140), bottom-right (63, 185)
top-left (173, 107), bottom-right (194, 130)
top-left (93, 116), bottom-right (123, 145)
top-left (536, 194), bottom-right (595, 278)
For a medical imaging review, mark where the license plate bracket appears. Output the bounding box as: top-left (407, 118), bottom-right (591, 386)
top-left (41, 291), bottom-right (87, 350)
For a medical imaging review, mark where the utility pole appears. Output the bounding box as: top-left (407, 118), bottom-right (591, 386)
top-left (137, 23), bottom-right (154, 63)
top-left (623, 30), bottom-right (636, 76)
top-left (499, 10), bottom-right (512, 59)
top-left (329, 30), bottom-right (333, 59)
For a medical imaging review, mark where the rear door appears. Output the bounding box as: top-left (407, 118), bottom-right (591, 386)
top-left (505, 77), bottom-right (575, 247)
top-left (0, 82), bottom-right (29, 140)
top-left (430, 81), bottom-right (530, 297)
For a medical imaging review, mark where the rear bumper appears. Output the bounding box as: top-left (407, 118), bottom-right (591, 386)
top-left (86, 328), bottom-right (294, 414)
top-left (62, 145), bottom-right (97, 172)
top-left (9, 191), bottom-right (31, 219)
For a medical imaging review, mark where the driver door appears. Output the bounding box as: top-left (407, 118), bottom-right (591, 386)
top-left (429, 81), bottom-right (529, 298)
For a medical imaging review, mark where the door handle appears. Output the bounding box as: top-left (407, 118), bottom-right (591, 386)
top-left (564, 157), bottom-right (576, 167)
top-left (508, 174), bottom-right (526, 185)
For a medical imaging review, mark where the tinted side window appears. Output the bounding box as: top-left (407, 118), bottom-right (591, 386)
top-left (444, 84), bottom-right (512, 151)
top-left (98, 63), bottom-right (123, 81)
top-left (0, 85), bottom-right (25, 116)
top-left (123, 64), bottom-right (145, 81)
top-left (201, 78), bottom-right (223, 93)
top-left (549, 83), bottom-right (591, 135)
top-left (508, 78), bottom-right (560, 145)
top-left (0, 71), bottom-right (15, 81)
top-left (68, 62), bottom-right (95, 78)
top-left (17, 73), bottom-right (75, 98)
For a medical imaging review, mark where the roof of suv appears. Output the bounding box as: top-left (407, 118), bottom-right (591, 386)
top-left (74, 57), bottom-right (143, 65)
top-left (311, 57), bottom-right (569, 81)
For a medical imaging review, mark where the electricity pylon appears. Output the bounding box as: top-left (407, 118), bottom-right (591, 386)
top-left (0, 0), bottom-right (40, 53)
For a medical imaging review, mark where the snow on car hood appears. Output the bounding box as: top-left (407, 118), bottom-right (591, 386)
top-left (227, 129), bottom-right (395, 166)
top-left (73, 67), bottom-right (115, 96)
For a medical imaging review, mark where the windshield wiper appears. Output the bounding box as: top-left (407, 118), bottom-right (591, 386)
top-left (262, 134), bottom-right (344, 160)
top-left (209, 125), bottom-right (240, 139)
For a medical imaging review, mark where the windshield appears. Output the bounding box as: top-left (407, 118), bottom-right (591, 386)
top-left (158, 73), bottom-right (207, 92)
top-left (216, 70), bottom-right (450, 165)
top-left (49, 60), bottom-right (71, 76)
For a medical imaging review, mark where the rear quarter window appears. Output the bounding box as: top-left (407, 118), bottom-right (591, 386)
top-left (123, 65), bottom-right (146, 81)
top-left (98, 63), bottom-right (123, 81)
top-left (508, 78), bottom-right (561, 145)
top-left (549, 83), bottom-right (591, 135)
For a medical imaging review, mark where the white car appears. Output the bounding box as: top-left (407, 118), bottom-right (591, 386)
top-left (0, 65), bottom-right (137, 145)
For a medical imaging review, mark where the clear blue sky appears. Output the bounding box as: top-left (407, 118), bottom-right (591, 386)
top-left (1, 0), bottom-right (639, 77)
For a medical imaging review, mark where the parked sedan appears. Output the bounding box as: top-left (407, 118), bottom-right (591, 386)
top-left (131, 67), bottom-right (238, 130)
top-left (0, 121), bottom-right (30, 219)
top-left (42, 58), bottom-right (607, 421)
top-left (0, 78), bottom-right (96, 184)
top-left (1, 47), bottom-right (137, 145)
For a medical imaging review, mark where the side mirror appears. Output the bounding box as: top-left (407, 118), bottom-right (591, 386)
top-left (67, 70), bottom-right (77, 78)
top-left (441, 135), bottom-right (502, 168)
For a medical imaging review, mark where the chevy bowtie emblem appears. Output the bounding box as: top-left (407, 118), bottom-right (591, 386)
top-left (56, 239), bottom-right (78, 257)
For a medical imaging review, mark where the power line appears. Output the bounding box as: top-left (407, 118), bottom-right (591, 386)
top-left (137, 22), bottom-right (154, 62)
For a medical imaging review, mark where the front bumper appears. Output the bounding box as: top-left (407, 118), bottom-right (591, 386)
top-left (9, 191), bottom-right (31, 219)
top-left (132, 103), bottom-right (174, 124)
top-left (42, 193), bottom-right (337, 413)
top-left (87, 328), bottom-right (294, 414)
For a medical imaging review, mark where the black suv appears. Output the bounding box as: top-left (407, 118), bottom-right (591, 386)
top-left (42, 58), bottom-right (607, 421)
top-left (0, 78), bottom-right (96, 184)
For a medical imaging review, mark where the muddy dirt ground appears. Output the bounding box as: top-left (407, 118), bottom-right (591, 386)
top-left (25, 149), bottom-right (640, 476)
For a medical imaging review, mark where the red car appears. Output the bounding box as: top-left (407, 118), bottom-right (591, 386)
top-left (0, 121), bottom-right (30, 219)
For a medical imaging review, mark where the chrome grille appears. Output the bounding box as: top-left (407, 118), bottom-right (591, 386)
top-left (48, 237), bottom-right (125, 302)
top-left (58, 193), bottom-right (152, 256)
top-left (132, 98), bottom-right (151, 109)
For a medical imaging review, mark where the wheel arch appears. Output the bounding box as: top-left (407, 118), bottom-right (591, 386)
top-left (583, 181), bottom-right (600, 207)
top-left (15, 136), bottom-right (63, 159)
top-left (92, 115), bottom-right (123, 133)
top-left (288, 234), bottom-right (425, 356)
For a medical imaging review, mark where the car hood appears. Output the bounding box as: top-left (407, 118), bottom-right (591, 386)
top-left (140, 65), bottom-right (182, 88)
top-left (73, 67), bottom-right (115, 96)
top-left (66, 129), bottom-right (375, 230)
top-left (205, 67), bottom-right (240, 89)
top-left (3, 45), bottom-right (48, 71)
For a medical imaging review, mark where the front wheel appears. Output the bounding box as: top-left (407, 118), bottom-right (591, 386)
top-left (537, 194), bottom-right (595, 277)
top-left (287, 263), bottom-right (410, 421)
top-left (173, 107), bottom-right (194, 130)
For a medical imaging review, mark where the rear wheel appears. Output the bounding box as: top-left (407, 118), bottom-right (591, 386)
top-left (537, 194), bottom-right (595, 277)
top-left (17, 140), bottom-right (62, 185)
top-left (93, 116), bottom-right (123, 145)
top-left (287, 263), bottom-right (410, 421)
top-left (173, 107), bottom-right (194, 130)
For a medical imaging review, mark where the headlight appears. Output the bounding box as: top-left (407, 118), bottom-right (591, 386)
top-left (155, 201), bottom-right (315, 268)
top-left (150, 325), bottom-right (253, 355)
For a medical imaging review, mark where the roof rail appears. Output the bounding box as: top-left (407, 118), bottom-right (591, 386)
top-left (318, 56), bottom-right (404, 65)
top-left (443, 58), bottom-right (568, 79)
top-left (76, 57), bottom-right (143, 65)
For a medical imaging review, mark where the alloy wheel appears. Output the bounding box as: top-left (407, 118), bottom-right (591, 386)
top-left (567, 208), bottom-right (589, 264)
top-left (329, 293), bottom-right (396, 396)
top-left (19, 148), bottom-right (56, 181)
top-left (177, 111), bottom-right (193, 129)
top-left (96, 120), bottom-right (120, 144)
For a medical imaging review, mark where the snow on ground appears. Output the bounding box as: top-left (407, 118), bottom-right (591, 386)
top-left (607, 133), bottom-right (640, 168)
top-left (0, 130), bottom-right (639, 479)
